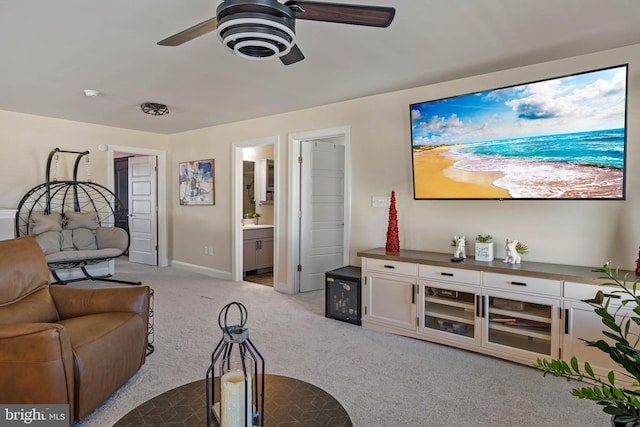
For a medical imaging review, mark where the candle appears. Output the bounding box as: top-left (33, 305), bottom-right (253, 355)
top-left (221, 370), bottom-right (253, 427)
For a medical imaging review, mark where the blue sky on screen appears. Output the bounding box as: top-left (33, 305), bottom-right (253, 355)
top-left (411, 66), bottom-right (627, 146)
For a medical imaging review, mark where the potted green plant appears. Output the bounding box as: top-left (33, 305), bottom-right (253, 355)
top-left (515, 241), bottom-right (529, 255)
top-left (534, 264), bottom-right (640, 426)
top-left (475, 234), bottom-right (494, 262)
top-left (242, 211), bottom-right (261, 226)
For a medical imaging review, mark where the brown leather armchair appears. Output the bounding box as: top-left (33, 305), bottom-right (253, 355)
top-left (0, 236), bottom-right (150, 423)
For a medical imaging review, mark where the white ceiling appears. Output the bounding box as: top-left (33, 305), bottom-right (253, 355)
top-left (2, 1), bottom-right (640, 135)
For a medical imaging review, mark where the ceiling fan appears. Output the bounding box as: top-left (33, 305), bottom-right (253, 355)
top-left (157, 0), bottom-right (395, 65)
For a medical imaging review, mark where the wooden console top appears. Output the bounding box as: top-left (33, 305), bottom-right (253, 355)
top-left (357, 247), bottom-right (635, 285)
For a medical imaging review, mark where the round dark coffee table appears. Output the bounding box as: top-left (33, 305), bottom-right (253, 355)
top-left (114, 374), bottom-right (352, 426)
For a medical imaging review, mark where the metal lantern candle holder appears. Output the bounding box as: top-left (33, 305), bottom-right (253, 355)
top-left (206, 302), bottom-right (265, 427)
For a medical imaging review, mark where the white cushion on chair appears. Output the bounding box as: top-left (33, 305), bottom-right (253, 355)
top-left (72, 229), bottom-right (98, 250)
top-left (45, 248), bottom-right (123, 263)
top-left (61, 229), bottom-right (74, 251)
top-left (96, 227), bottom-right (128, 252)
top-left (30, 212), bottom-right (62, 235)
top-left (34, 231), bottom-right (61, 255)
top-left (65, 212), bottom-right (99, 230)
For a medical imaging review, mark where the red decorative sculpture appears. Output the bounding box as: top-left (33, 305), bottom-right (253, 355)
top-left (636, 246), bottom-right (640, 276)
top-left (385, 190), bottom-right (400, 253)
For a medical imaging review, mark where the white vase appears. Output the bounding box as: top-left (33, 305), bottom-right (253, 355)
top-left (475, 242), bottom-right (494, 262)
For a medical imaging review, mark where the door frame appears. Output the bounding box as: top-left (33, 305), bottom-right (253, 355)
top-left (107, 145), bottom-right (168, 267)
top-left (232, 136), bottom-right (280, 285)
top-left (287, 126), bottom-right (351, 294)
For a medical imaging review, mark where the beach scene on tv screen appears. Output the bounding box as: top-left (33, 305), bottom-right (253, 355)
top-left (411, 65), bottom-right (627, 199)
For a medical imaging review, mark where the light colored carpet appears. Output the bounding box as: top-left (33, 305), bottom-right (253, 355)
top-left (72, 259), bottom-right (610, 427)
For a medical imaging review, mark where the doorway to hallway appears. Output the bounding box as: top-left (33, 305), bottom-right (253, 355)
top-left (107, 145), bottom-right (169, 267)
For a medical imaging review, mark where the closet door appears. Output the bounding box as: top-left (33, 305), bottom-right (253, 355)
top-left (128, 156), bottom-right (158, 265)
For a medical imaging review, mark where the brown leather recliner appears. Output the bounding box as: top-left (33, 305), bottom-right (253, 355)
top-left (0, 236), bottom-right (150, 423)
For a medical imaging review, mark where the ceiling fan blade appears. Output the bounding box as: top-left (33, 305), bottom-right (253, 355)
top-left (285, 1), bottom-right (395, 27)
top-left (157, 17), bottom-right (218, 46)
top-left (280, 45), bottom-right (305, 65)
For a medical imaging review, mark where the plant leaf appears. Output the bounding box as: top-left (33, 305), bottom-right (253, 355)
top-left (584, 362), bottom-right (595, 378)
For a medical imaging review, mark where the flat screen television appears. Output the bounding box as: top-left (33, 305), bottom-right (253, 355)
top-left (410, 64), bottom-right (628, 200)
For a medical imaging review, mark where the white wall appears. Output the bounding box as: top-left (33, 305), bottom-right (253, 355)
top-left (1, 44), bottom-right (638, 286)
top-left (168, 43), bottom-right (640, 286)
top-left (0, 111), bottom-right (167, 211)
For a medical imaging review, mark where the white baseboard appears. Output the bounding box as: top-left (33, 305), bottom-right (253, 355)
top-left (170, 260), bottom-right (232, 281)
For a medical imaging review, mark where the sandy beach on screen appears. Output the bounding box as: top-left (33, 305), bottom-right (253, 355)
top-left (413, 146), bottom-right (511, 199)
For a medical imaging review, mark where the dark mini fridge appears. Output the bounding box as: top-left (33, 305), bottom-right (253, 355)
top-left (325, 266), bottom-right (362, 326)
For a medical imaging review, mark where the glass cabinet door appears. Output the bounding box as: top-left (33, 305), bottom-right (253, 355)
top-left (423, 285), bottom-right (477, 340)
top-left (485, 294), bottom-right (555, 356)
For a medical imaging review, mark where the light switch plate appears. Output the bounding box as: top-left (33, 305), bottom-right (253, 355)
top-left (372, 196), bottom-right (391, 208)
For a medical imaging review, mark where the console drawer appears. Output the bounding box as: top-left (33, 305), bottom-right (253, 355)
top-left (483, 272), bottom-right (561, 296)
top-left (419, 264), bottom-right (481, 286)
top-left (564, 280), bottom-right (637, 305)
top-left (364, 258), bottom-right (417, 276)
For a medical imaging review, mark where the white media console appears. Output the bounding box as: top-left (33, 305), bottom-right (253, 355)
top-left (358, 247), bottom-right (636, 381)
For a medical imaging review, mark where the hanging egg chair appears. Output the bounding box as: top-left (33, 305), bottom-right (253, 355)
top-left (15, 148), bottom-right (139, 286)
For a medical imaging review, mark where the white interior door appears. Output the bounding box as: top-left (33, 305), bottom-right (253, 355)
top-left (128, 156), bottom-right (158, 265)
top-left (299, 141), bottom-right (345, 292)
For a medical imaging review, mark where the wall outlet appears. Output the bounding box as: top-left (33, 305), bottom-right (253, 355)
top-left (372, 196), bottom-right (391, 208)
top-left (209, 247), bottom-right (214, 256)
top-left (204, 246), bottom-right (208, 255)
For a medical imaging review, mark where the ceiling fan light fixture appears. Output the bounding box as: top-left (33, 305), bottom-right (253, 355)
top-left (223, 30), bottom-right (294, 58)
top-left (217, 15), bottom-right (296, 60)
top-left (234, 39), bottom-right (280, 60)
top-left (157, 0), bottom-right (396, 66)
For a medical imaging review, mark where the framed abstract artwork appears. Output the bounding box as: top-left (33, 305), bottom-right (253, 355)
top-left (179, 159), bottom-right (215, 205)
